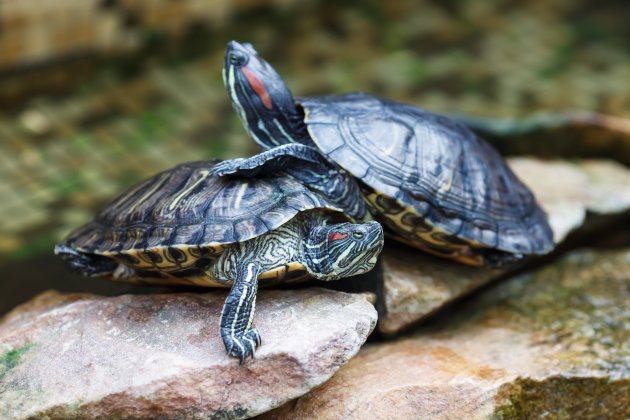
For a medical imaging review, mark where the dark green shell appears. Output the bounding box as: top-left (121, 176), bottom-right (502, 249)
top-left (299, 93), bottom-right (554, 257)
top-left (66, 160), bottom-right (341, 259)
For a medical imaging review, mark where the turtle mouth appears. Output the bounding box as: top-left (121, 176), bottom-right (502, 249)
top-left (367, 242), bottom-right (383, 264)
top-left (339, 239), bottom-right (382, 271)
top-left (367, 223), bottom-right (384, 255)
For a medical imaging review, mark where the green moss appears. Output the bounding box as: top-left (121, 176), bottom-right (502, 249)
top-left (486, 251), bottom-right (629, 354)
top-left (0, 342), bottom-right (34, 380)
top-left (494, 377), bottom-right (630, 419)
top-left (210, 405), bottom-right (248, 420)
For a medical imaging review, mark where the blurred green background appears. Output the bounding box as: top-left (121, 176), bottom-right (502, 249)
top-left (1, 0), bottom-right (629, 314)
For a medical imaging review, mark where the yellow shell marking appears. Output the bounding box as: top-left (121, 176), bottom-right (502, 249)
top-left (234, 181), bottom-right (249, 209)
top-left (168, 170), bottom-right (210, 212)
top-left (102, 243), bottom-right (226, 270)
top-left (364, 191), bottom-right (487, 266)
top-left (109, 261), bottom-right (309, 289)
top-left (124, 174), bottom-right (168, 216)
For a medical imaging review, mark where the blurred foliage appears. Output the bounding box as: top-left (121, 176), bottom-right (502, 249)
top-left (0, 0), bottom-right (629, 264)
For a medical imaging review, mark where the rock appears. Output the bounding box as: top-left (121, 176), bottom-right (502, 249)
top-left (378, 244), bottom-right (501, 335)
top-left (0, 288), bottom-right (376, 419)
top-left (0, 290), bottom-right (93, 327)
top-left (378, 157), bottom-right (630, 334)
top-left (459, 111), bottom-right (630, 166)
top-left (266, 249), bottom-right (630, 419)
top-left (510, 158), bottom-right (630, 243)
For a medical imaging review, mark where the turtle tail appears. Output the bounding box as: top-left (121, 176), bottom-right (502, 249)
top-left (54, 244), bottom-right (118, 277)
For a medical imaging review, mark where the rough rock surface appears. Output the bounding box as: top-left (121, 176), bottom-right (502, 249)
top-left (378, 244), bottom-right (501, 335)
top-left (266, 249), bottom-right (630, 419)
top-left (0, 288), bottom-right (376, 419)
top-left (510, 158), bottom-right (630, 243)
top-left (378, 157), bottom-right (630, 334)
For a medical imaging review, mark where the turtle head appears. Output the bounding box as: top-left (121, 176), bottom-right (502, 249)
top-left (305, 221), bottom-right (384, 281)
top-left (224, 41), bottom-right (309, 149)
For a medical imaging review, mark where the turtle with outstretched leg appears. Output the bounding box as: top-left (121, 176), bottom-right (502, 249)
top-left (213, 41), bottom-right (554, 267)
top-left (55, 160), bottom-right (383, 363)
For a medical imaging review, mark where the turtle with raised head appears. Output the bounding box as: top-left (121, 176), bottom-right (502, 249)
top-left (212, 41), bottom-right (554, 267)
top-left (55, 160), bottom-right (383, 362)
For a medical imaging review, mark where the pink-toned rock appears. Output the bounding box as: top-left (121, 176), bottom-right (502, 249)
top-left (266, 249), bottom-right (630, 419)
top-left (0, 288), bottom-right (376, 419)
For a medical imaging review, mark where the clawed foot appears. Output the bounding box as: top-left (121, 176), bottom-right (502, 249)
top-left (223, 329), bottom-right (262, 364)
top-left (210, 159), bottom-right (246, 177)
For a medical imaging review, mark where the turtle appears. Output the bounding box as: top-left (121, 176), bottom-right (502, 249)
top-left (55, 160), bottom-right (384, 362)
top-left (211, 40), bottom-right (555, 267)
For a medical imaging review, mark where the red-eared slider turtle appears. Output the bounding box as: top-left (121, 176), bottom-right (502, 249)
top-left (55, 160), bottom-right (384, 362)
top-left (212, 41), bottom-right (554, 267)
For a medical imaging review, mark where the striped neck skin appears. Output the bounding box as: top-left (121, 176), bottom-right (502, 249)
top-left (303, 220), bottom-right (384, 280)
top-left (223, 41), bottom-right (314, 151)
top-left (288, 166), bottom-right (370, 222)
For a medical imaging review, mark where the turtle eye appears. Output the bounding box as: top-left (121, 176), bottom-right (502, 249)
top-left (229, 51), bottom-right (248, 66)
top-left (352, 230), bottom-right (365, 239)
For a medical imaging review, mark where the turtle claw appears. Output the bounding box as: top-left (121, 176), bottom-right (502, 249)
top-left (224, 329), bottom-right (262, 364)
top-left (210, 159), bottom-right (244, 177)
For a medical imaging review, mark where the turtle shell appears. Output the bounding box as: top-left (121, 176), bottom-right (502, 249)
top-left (298, 93), bottom-right (554, 256)
top-left (65, 160), bottom-right (342, 272)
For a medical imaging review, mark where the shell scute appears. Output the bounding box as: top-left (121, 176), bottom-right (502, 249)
top-left (300, 93), bottom-right (554, 255)
top-left (64, 160), bottom-right (342, 259)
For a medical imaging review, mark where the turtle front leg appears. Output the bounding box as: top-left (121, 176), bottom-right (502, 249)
top-left (210, 143), bottom-right (326, 177)
top-left (220, 262), bottom-right (262, 363)
top-left (211, 144), bottom-right (368, 221)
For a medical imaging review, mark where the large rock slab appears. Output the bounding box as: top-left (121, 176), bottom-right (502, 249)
top-left (267, 249), bottom-right (630, 419)
top-left (379, 157), bottom-right (630, 334)
top-left (378, 244), bottom-right (501, 335)
top-left (0, 288), bottom-right (376, 419)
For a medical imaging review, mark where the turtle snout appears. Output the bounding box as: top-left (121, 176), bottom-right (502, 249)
top-left (366, 221), bottom-right (384, 249)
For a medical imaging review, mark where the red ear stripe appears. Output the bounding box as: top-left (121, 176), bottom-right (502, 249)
top-left (242, 66), bottom-right (273, 110)
top-left (328, 232), bottom-right (348, 241)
